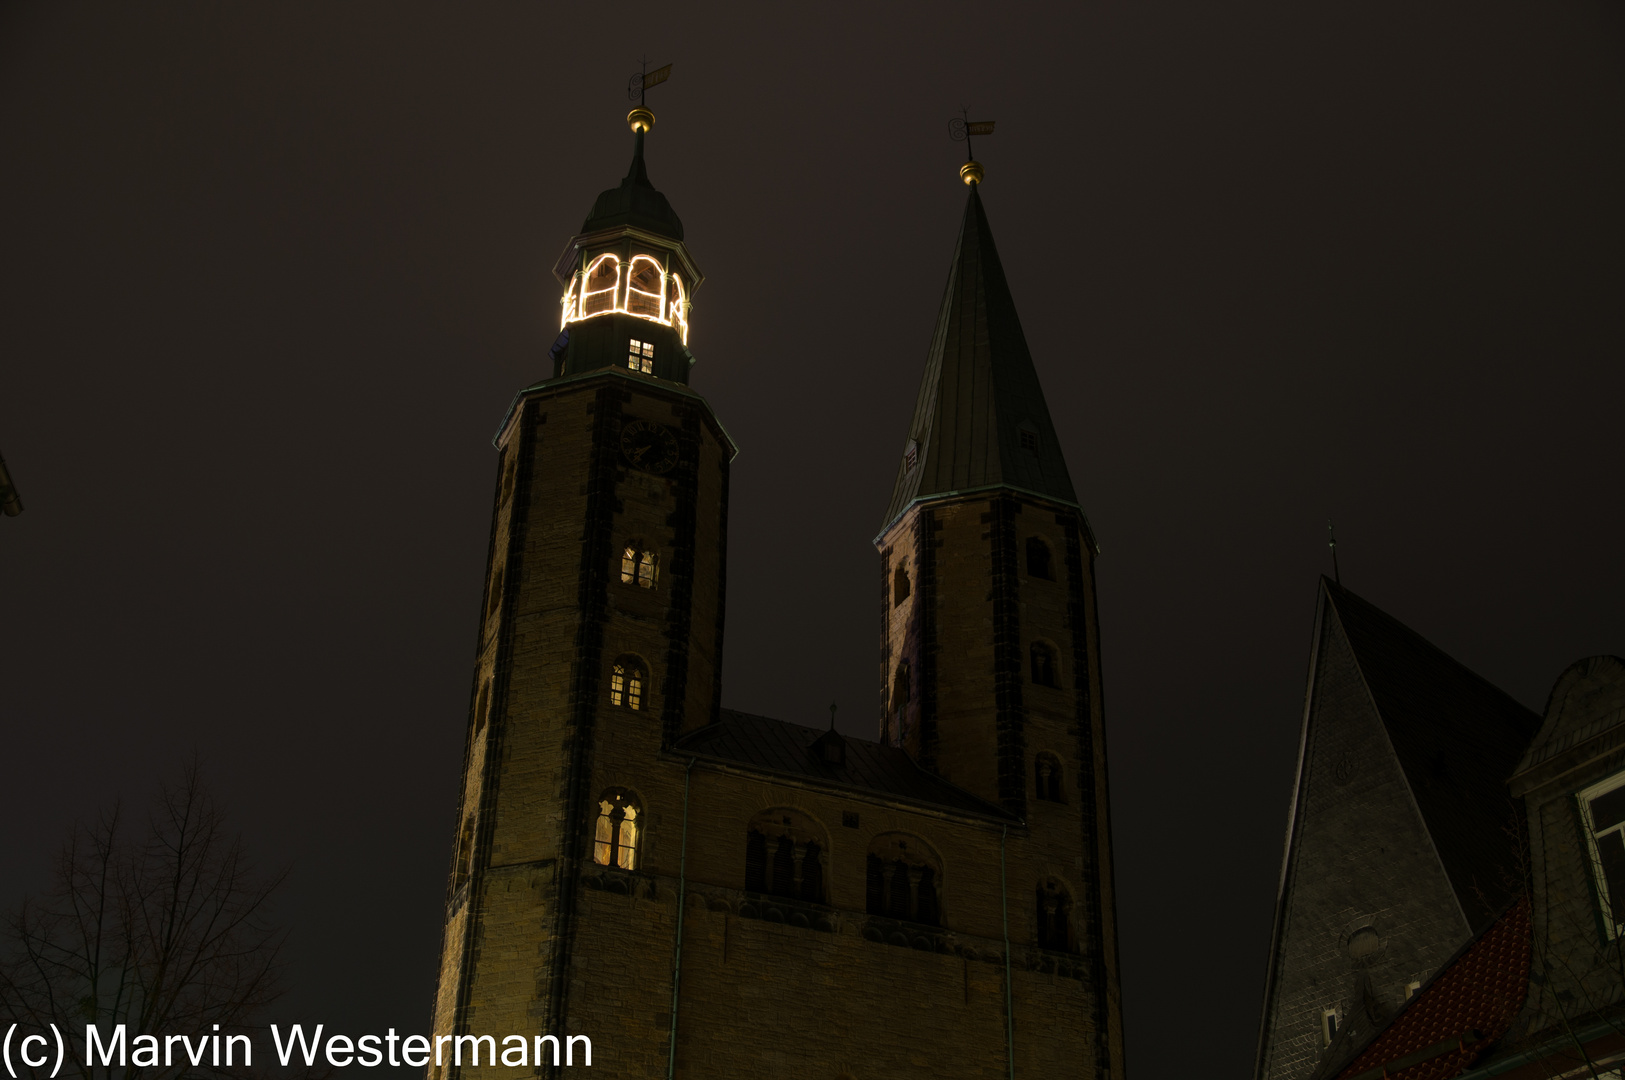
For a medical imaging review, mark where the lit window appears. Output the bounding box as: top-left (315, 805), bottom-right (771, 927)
top-left (560, 277), bottom-right (578, 328)
top-left (593, 790), bottom-right (639, 870)
top-left (626, 256), bottom-right (664, 318)
top-left (1035, 752), bottom-right (1064, 802)
top-left (669, 273), bottom-right (688, 343)
top-left (1321, 1008), bottom-right (1340, 1047)
top-left (637, 550), bottom-right (658, 588)
top-left (610, 658), bottom-right (647, 710)
top-left (1030, 642), bottom-right (1058, 688)
top-left (1579, 771), bottom-right (1625, 936)
top-left (1035, 878), bottom-right (1073, 951)
top-left (620, 544), bottom-right (658, 588)
top-left (1026, 537), bottom-right (1053, 580)
top-left (582, 255), bottom-right (620, 317)
top-left (621, 546), bottom-right (638, 584)
top-left (893, 565), bottom-right (910, 607)
top-left (628, 339), bottom-right (654, 374)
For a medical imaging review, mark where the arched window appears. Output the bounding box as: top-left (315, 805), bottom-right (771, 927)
top-left (1026, 536), bottom-right (1053, 580)
top-left (1031, 642), bottom-right (1058, 688)
top-left (560, 277), bottom-right (578, 327)
top-left (668, 273), bottom-right (688, 342)
top-left (1036, 878), bottom-right (1074, 951)
top-left (1034, 752), bottom-right (1064, 802)
top-left (455, 813), bottom-right (475, 887)
top-left (744, 809), bottom-right (827, 904)
top-left (593, 789), bottom-right (639, 870)
top-left (610, 657), bottom-right (647, 710)
top-left (893, 565), bottom-right (911, 607)
top-left (890, 660), bottom-right (911, 743)
top-left (864, 833), bottom-right (943, 927)
top-left (487, 565), bottom-right (505, 619)
top-left (626, 256), bottom-right (664, 318)
top-left (474, 678), bottom-right (491, 734)
top-left (581, 255), bottom-right (620, 317)
top-left (619, 544), bottom-right (659, 589)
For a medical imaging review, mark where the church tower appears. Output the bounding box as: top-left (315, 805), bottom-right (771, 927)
top-left (431, 114), bottom-right (1125, 1080)
top-left (875, 161), bottom-right (1125, 1076)
top-left (429, 105), bottom-right (733, 1066)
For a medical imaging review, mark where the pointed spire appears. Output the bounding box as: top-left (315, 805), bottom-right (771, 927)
top-left (580, 110), bottom-right (684, 239)
top-left (882, 186), bottom-right (1076, 528)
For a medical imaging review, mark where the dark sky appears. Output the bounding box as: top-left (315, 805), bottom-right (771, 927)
top-left (2, 3), bottom-right (1621, 1077)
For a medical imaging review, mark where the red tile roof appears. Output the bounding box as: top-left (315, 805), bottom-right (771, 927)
top-left (1335, 898), bottom-right (1531, 1080)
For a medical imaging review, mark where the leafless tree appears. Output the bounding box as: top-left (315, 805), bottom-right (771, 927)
top-left (0, 761), bottom-right (289, 1080)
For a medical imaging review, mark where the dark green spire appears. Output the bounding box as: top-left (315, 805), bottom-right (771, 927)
top-left (580, 129), bottom-right (684, 240)
top-left (882, 186), bottom-right (1076, 528)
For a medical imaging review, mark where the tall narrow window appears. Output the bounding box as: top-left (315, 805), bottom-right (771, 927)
top-left (1031, 642), bottom-right (1058, 688)
top-left (628, 339), bottom-right (654, 374)
top-left (487, 566), bottom-right (505, 618)
top-left (1580, 771), bottom-right (1625, 935)
top-left (1321, 1009), bottom-right (1340, 1047)
top-left (745, 831), bottom-right (768, 892)
top-left (474, 679), bottom-right (491, 734)
top-left (891, 661), bottom-right (911, 741)
top-left (865, 833), bottom-right (942, 927)
top-left (1035, 752), bottom-right (1064, 802)
top-left (637, 551), bottom-right (658, 588)
top-left (621, 546), bottom-right (638, 584)
top-left (626, 256), bottom-right (664, 318)
top-left (610, 657), bottom-right (648, 711)
top-left (1035, 879), bottom-right (1073, 951)
top-left (593, 790), bottom-right (639, 870)
top-left (1026, 537), bottom-right (1053, 580)
top-left (455, 814), bottom-right (475, 887)
top-left (668, 273), bottom-right (688, 342)
top-left (893, 565), bottom-right (911, 607)
top-left (582, 255), bottom-right (620, 317)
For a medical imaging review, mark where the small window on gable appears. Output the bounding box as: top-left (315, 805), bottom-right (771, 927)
top-left (1405, 980), bottom-right (1422, 999)
top-left (1031, 642), bottom-right (1058, 688)
top-left (1035, 878), bottom-right (1074, 952)
top-left (1034, 752), bottom-right (1064, 802)
top-left (1321, 1008), bottom-right (1340, 1047)
top-left (1018, 427), bottom-right (1038, 454)
top-left (628, 339), bottom-right (654, 374)
top-left (582, 255), bottom-right (620, 317)
top-left (893, 565), bottom-right (911, 607)
top-left (1579, 771), bottom-right (1625, 937)
top-left (626, 256), bottom-right (664, 318)
top-left (1026, 537), bottom-right (1053, 580)
top-left (610, 657), bottom-right (648, 711)
top-left (593, 789), bottom-right (639, 870)
top-left (904, 440), bottom-right (918, 472)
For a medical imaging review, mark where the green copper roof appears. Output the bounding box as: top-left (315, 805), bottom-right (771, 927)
top-left (580, 131), bottom-right (684, 240)
top-left (882, 186), bottom-right (1077, 528)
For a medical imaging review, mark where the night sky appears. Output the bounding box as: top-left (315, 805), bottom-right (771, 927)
top-left (3, 3), bottom-right (1622, 1077)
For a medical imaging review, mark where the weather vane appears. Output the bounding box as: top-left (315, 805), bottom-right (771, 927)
top-left (948, 107), bottom-right (996, 185)
top-left (627, 59), bottom-right (673, 108)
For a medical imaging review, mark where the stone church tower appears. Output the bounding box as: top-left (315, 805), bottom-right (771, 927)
top-left (429, 111), bottom-right (1125, 1079)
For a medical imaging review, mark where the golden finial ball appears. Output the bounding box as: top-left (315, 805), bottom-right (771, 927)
top-left (960, 160), bottom-right (985, 186)
top-left (627, 108), bottom-right (656, 134)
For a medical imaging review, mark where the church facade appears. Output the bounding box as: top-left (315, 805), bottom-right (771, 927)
top-left (428, 109), bottom-right (1126, 1079)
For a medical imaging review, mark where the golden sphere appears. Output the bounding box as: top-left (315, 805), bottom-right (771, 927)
top-left (960, 160), bottom-right (985, 186)
top-left (627, 108), bottom-right (656, 134)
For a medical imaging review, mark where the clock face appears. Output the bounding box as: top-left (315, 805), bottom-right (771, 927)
top-left (620, 419), bottom-right (679, 474)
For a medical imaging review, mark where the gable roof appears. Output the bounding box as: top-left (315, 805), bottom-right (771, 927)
top-left (1324, 580), bottom-right (1540, 928)
top-left (881, 186), bottom-right (1077, 530)
top-left (674, 708), bottom-right (1015, 821)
